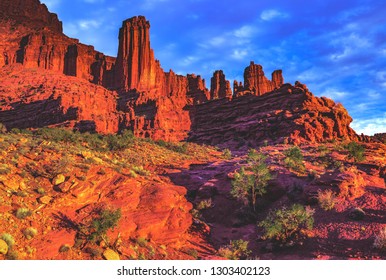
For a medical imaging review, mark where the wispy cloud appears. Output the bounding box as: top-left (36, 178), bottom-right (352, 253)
top-left (319, 88), bottom-right (348, 101)
top-left (260, 9), bottom-right (288, 21)
top-left (351, 114), bottom-right (386, 136)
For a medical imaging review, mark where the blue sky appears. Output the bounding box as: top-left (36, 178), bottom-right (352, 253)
top-left (40, 0), bottom-right (386, 135)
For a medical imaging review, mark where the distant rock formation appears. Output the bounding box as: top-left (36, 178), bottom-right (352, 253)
top-left (189, 83), bottom-right (368, 147)
top-left (210, 70), bottom-right (232, 100)
top-left (234, 62), bottom-right (284, 97)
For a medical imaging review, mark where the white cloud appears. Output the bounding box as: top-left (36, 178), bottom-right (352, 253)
top-left (260, 9), bottom-right (288, 21)
top-left (231, 49), bottom-right (248, 60)
top-left (78, 20), bottom-right (101, 30)
top-left (351, 115), bottom-right (386, 136)
top-left (319, 88), bottom-right (348, 100)
top-left (233, 25), bottom-right (256, 38)
top-left (329, 31), bottom-right (371, 61)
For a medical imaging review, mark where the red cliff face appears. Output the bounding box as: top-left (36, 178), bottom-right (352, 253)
top-left (0, 0), bottom-right (62, 33)
top-left (210, 70), bottom-right (232, 100)
top-left (0, 64), bottom-right (119, 134)
top-left (0, 0), bottom-right (116, 88)
top-left (234, 62), bottom-right (284, 97)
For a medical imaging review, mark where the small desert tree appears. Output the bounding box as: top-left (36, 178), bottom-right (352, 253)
top-left (79, 208), bottom-right (122, 245)
top-left (346, 141), bottom-right (366, 162)
top-left (284, 146), bottom-right (305, 173)
top-left (259, 204), bottom-right (314, 244)
top-left (231, 149), bottom-right (272, 212)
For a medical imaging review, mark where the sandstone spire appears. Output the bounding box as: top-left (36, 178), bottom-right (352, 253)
top-left (210, 70), bottom-right (233, 100)
top-left (115, 16), bottom-right (160, 92)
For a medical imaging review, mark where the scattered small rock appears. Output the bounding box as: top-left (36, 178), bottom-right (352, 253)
top-left (37, 196), bottom-right (52, 205)
top-left (348, 207), bottom-right (366, 221)
top-left (52, 174), bottom-right (65, 186)
top-left (103, 249), bottom-right (120, 260)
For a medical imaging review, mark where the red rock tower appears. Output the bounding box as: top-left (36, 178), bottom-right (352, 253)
top-left (210, 70), bottom-right (233, 100)
top-left (116, 16), bottom-right (160, 92)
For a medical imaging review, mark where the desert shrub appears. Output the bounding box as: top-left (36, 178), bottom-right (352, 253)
top-left (222, 149), bottom-right (232, 160)
top-left (196, 199), bottom-right (213, 210)
top-left (155, 140), bottom-right (188, 154)
top-left (317, 189), bottom-right (337, 211)
top-left (373, 227), bottom-right (386, 251)
top-left (284, 146), bottom-right (305, 173)
top-left (0, 123), bottom-right (7, 133)
top-left (85, 247), bottom-right (103, 258)
top-left (0, 233), bottom-right (15, 248)
top-left (218, 239), bottom-right (251, 260)
top-left (15, 208), bottom-right (32, 219)
top-left (259, 204), bottom-right (314, 244)
top-left (86, 208), bottom-right (122, 244)
top-left (317, 145), bottom-right (329, 156)
top-left (186, 249), bottom-right (198, 259)
top-left (5, 250), bottom-right (19, 260)
top-left (59, 244), bottom-right (71, 253)
top-left (34, 127), bottom-right (78, 143)
top-left (23, 227), bottom-right (38, 240)
top-left (231, 150), bottom-right (272, 212)
top-left (0, 164), bottom-right (11, 175)
top-left (131, 165), bottom-right (150, 176)
top-left (105, 130), bottom-right (135, 151)
top-left (135, 237), bottom-right (148, 248)
top-left (345, 141), bottom-right (366, 162)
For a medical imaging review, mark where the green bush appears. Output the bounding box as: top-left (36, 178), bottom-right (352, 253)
top-left (196, 199), bottom-right (213, 210)
top-left (85, 208), bottom-right (121, 244)
top-left (231, 150), bottom-right (272, 212)
top-left (283, 146), bottom-right (305, 172)
top-left (15, 208), bottom-right (32, 219)
top-left (259, 204), bottom-right (314, 243)
top-left (135, 237), bottom-right (148, 248)
top-left (0, 233), bottom-right (15, 248)
top-left (23, 227), bottom-right (38, 240)
top-left (155, 140), bottom-right (188, 154)
top-left (0, 164), bottom-right (11, 175)
top-left (222, 149), bottom-right (232, 160)
top-left (346, 142), bottom-right (366, 162)
top-left (218, 239), bottom-right (251, 260)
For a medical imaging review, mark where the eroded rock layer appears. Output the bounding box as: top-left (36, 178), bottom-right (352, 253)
top-left (189, 83), bottom-right (369, 147)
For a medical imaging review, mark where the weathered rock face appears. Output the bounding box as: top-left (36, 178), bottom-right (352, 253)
top-left (234, 62), bottom-right (284, 97)
top-left (210, 70), bottom-right (232, 100)
top-left (0, 0), bottom-right (116, 88)
top-left (187, 74), bottom-right (210, 105)
top-left (0, 0), bottom-right (62, 33)
top-left (0, 65), bottom-right (119, 134)
top-left (189, 83), bottom-right (364, 148)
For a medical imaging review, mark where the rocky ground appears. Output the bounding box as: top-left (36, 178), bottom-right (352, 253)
top-left (0, 129), bottom-right (385, 260)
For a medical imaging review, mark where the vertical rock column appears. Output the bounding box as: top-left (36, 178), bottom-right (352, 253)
top-left (244, 62), bottom-right (274, 96)
top-left (210, 70), bottom-right (232, 100)
top-left (115, 16), bottom-right (159, 92)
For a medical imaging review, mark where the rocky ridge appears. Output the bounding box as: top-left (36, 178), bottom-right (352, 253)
top-left (0, 0), bottom-right (366, 144)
